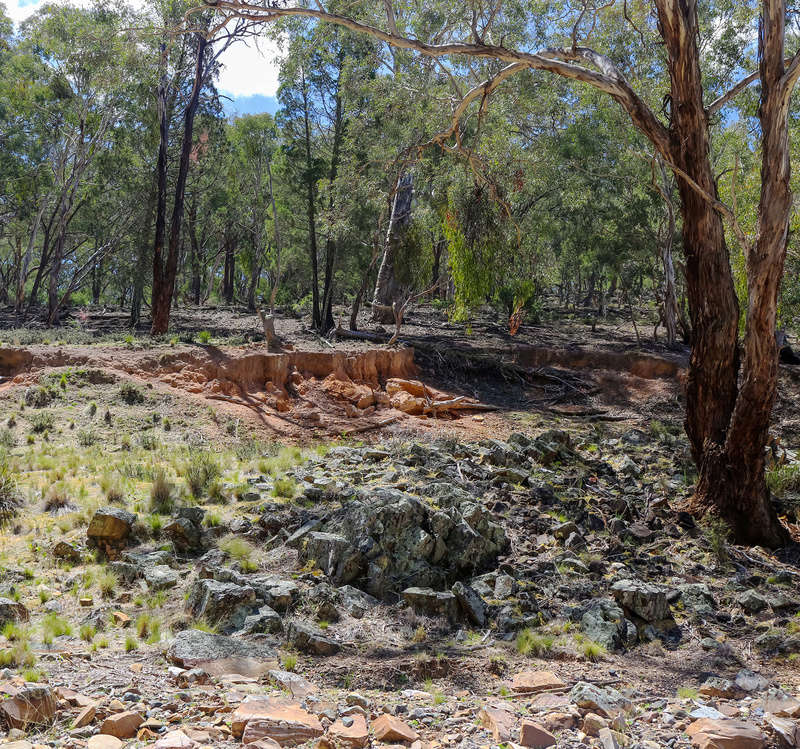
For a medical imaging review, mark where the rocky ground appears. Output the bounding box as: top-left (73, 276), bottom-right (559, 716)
top-left (1, 322), bottom-right (800, 749)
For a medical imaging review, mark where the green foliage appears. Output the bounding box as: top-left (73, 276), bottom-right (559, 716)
top-left (149, 469), bottom-right (174, 514)
top-left (119, 383), bottom-right (144, 405)
top-left (515, 628), bottom-right (554, 656)
top-left (184, 451), bottom-right (222, 499)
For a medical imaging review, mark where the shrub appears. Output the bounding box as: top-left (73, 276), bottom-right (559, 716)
top-left (30, 412), bottom-right (55, 433)
top-left (0, 460), bottom-right (22, 525)
top-left (119, 383), bottom-right (145, 405)
top-left (149, 469), bottom-right (174, 514)
top-left (0, 428), bottom-right (15, 449)
top-left (2, 622), bottom-right (27, 641)
top-left (42, 613), bottom-right (72, 641)
top-left (139, 433), bottom-right (159, 451)
top-left (197, 330), bottom-right (212, 344)
top-left (97, 569), bottom-right (118, 598)
top-left (220, 535), bottom-right (257, 572)
top-left (184, 451), bottom-right (222, 499)
top-left (77, 428), bottom-right (98, 447)
top-left (272, 477), bottom-right (297, 499)
top-left (0, 640), bottom-right (35, 668)
top-left (703, 516), bottom-right (731, 566)
top-left (516, 628), bottom-right (554, 656)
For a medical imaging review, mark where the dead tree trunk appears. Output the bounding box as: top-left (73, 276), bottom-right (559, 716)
top-left (372, 172), bottom-right (413, 323)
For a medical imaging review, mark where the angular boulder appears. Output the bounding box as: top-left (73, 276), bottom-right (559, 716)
top-left (0, 597), bottom-right (29, 625)
top-left (686, 718), bottom-right (766, 749)
top-left (285, 619), bottom-right (340, 655)
top-left (0, 684), bottom-right (58, 728)
top-left (309, 488), bottom-right (507, 599)
top-left (299, 532), bottom-right (364, 585)
top-left (87, 507), bottom-right (136, 558)
top-left (167, 629), bottom-right (277, 677)
top-left (402, 587), bottom-right (459, 622)
top-left (185, 578), bottom-right (256, 630)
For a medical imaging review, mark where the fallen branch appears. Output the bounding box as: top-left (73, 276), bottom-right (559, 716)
top-left (342, 416), bottom-right (402, 435)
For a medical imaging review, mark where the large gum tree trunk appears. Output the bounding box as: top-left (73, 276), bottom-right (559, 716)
top-left (690, 0), bottom-right (791, 547)
top-left (657, 0), bottom-right (790, 547)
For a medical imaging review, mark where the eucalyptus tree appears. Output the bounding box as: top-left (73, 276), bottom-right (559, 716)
top-left (14, 2), bottom-right (141, 323)
top-left (203, 0), bottom-right (800, 546)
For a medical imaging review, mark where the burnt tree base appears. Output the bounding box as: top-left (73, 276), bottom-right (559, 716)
top-left (690, 444), bottom-right (792, 548)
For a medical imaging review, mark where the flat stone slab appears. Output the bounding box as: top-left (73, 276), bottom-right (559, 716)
top-left (167, 629), bottom-right (277, 677)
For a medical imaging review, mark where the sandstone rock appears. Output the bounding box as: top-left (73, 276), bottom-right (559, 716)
top-left (766, 716), bottom-right (800, 748)
top-left (87, 507), bottom-right (135, 543)
top-left (762, 693), bottom-right (800, 718)
top-left (153, 730), bottom-right (197, 749)
top-left (519, 720), bottom-right (556, 748)
top-left (540, 712), bottom-right (578, 732)
top-left (510, 670), bottom-right (566, 693)
top-left (233, 697), bottom-right (324, 746)
top-left (372, 714), bottom-right (418, 744)
top-left (73, 703), bottom-right (96, 728)
top-left (329, 714), bottom-right (369, 748)
top-left (87, 736), bottom-right (123, 749)
top-left (582, 713), bottom-right (609, 737)
top-left (100, 710), bottom-right (143, 739)
top-left (598, 727), bottom-right (624, 749)
top-left (0, 684), bottom-right (57, 728)
top-left (167, 629), bottom-right (277, 676)
top-left (389, 390), bottom-right (425, 414)
top-left (478, 703), bottom-right (516, 742)
top-left (686, 718), bottom-right (766, 749)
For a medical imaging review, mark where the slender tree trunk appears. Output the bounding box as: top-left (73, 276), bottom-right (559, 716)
top-left (320, 58), bottom-right (345, 333)
top-left (372, 172), bottom-right (413, 323)
top-left (266, 159), bottom-right (283, 312)
top-left (655, 158), bottom-right (678, 346)
top-left (149, 41), bottom-right (171, 333)
top-left (151, 34), bottom-right (207, 335)
top-left (187, 197), bottom-right (202, 306)
top-left (299, 68), bottom-right (321, 329)
top-left (223, 225), bottom-right (235, 305)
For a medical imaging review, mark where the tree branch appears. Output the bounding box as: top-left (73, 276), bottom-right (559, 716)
top-left (196, 1), bottom-right (672, 157)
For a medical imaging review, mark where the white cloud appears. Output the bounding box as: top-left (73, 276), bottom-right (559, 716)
top-left (217, 36), bottom-right (282, 98)
top-left (5, 0), bottom-right (281, 98)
